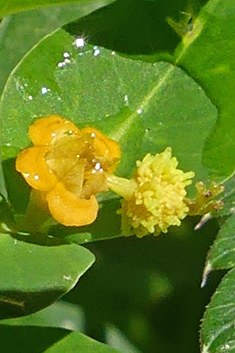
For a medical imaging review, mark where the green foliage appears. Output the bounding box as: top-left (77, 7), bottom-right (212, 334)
top-left (0, 325), bottom-right (120, 353)
top-left (0, 0), bottom-right (235, 352)
top-left (0, 0), bottom-right (115, 18)
top-left (0, 233), bottom-right (94, 318)
top-left (0, 1), bottom-right (114, 95)
top-left (176, 0), bottom-right (235, 178)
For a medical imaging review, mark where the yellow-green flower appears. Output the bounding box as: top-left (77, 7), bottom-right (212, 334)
top-left (108, 147), bottom-right (195, 237)
top-left (16, 115), bottom-right (120, 227)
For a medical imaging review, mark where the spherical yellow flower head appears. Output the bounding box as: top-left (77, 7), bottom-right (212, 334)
top-left (16, 115), bottom-right (120, 227)
top-left (120, 147), bottom-right (195, 237)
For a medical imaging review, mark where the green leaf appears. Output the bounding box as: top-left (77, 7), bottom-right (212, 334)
top-left (105, 324), bottom-right (142, 353)
top-left (0, 160), bottom-right (7, 199)
top-left (0, 325), bottom-right (120, 353)
top-left (0, 29), bottom-right (217, 178)
top-left (0, 2), bottom-right (113, 96)
top-left (0, 325), bottom-right (69, 353)
top-left (0, 26), bottom-right (218, 241)
top-left (204, 213), bottom-right (235, 272)
top-left (215, 174), bottom-right (235, 217)
top-left (201, 214), bottom-right (235, 352)
top-left (176, 0), bottom-right (235, 178)
top-left (0, 234), bottom-right (94, 318)
top-left (201, 268), bottom-right (235, 353)
top-left (177, 1), bottom-right (235, 350)
top-left (0, 300), bottom-right (85, 331)
top-left (44, 331), bottom-right (121, 353)
top-left (0, 0), bottom-right (115, 18)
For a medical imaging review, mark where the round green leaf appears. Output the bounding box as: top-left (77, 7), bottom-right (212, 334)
top-left (0, 234), bottom-right (95, 318)
top-left (0, 1), bottom-right (114, 96)
top-left (0, 0), bottom-right (115, 18)
top-left (0, 28), bottom-right (217, 175)
top-left (0, 27), bottom-right (217, 241)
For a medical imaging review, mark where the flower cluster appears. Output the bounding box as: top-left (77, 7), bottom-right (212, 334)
top-left (16, 115), bottom-right (120, 227)
top-left (107, 148), bottom-right (195, 237)
top-left (16, 116), bottom-right (224, 236)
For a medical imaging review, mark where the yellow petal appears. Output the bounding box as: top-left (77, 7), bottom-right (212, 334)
top-left (15, 146), bottom-right (57, 191)
top-left (81, 127), bottom-right (121, 158)
top-left (29, 115), bottom-right (81, 145)
top-left (46, 182), bottom-right (98, 226)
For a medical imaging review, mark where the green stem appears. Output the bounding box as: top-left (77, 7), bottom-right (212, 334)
top-left (107, 175), bottom-right (137, 200)
top-left (24, 189), bottom-right (51, 233)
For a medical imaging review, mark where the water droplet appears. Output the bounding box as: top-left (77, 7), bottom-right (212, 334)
top-left (93, 46), bottom-right (100, 57)
top-left (57, 51), bottom-right (72, 68)
top-left (5, 142), bottom-right (11, 147)
top-left (145, 128), bottom-right (149, 133)
top-left (111, 51), bottom-right (116, 55)
top-left (23, 172), bottom-right (30, 178)
top-left (74, 36), bottom-right (85, 49)
top-left (34, 174), bottom-right (39, 180)
top-left (124, 94), bottom-right (129, 105)
top-left (137, 108), bottom-right (142, 114)
top-left (15, 82), bottom-right (24, 91)
top-left (41, 87), bottom-right (50, 95)
top-left (58, 61), bottom-right (66, 68)
top-left (28, 95), bottom-right (33, 100)
top-left (94, 162), bottom-right (102, 171)
top-left (51, 132), bottom-right (56, 137)
top-left (230, 207), bottom-right (235, 214)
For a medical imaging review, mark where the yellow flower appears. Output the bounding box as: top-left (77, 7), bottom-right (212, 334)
top-left (108, 147), bottom-right (195, 237)
top-left (16, 115), bottom-right (120, 227)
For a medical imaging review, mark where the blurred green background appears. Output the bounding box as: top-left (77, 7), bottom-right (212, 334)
top-left (0, 0), bottom-right (223, 352)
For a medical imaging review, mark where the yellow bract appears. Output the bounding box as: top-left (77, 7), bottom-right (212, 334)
top-left (16, 115), bottom-right (121, 227)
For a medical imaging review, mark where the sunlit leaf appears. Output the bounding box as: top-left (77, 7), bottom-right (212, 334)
top-left (0, 27), bottom-right (218, 241)
top-left (176, 0), bottom-right (235, 178)
top-left (0, 1), bottom-right (113, 95)
top-left (0, 0), bottom-right (115, 18)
